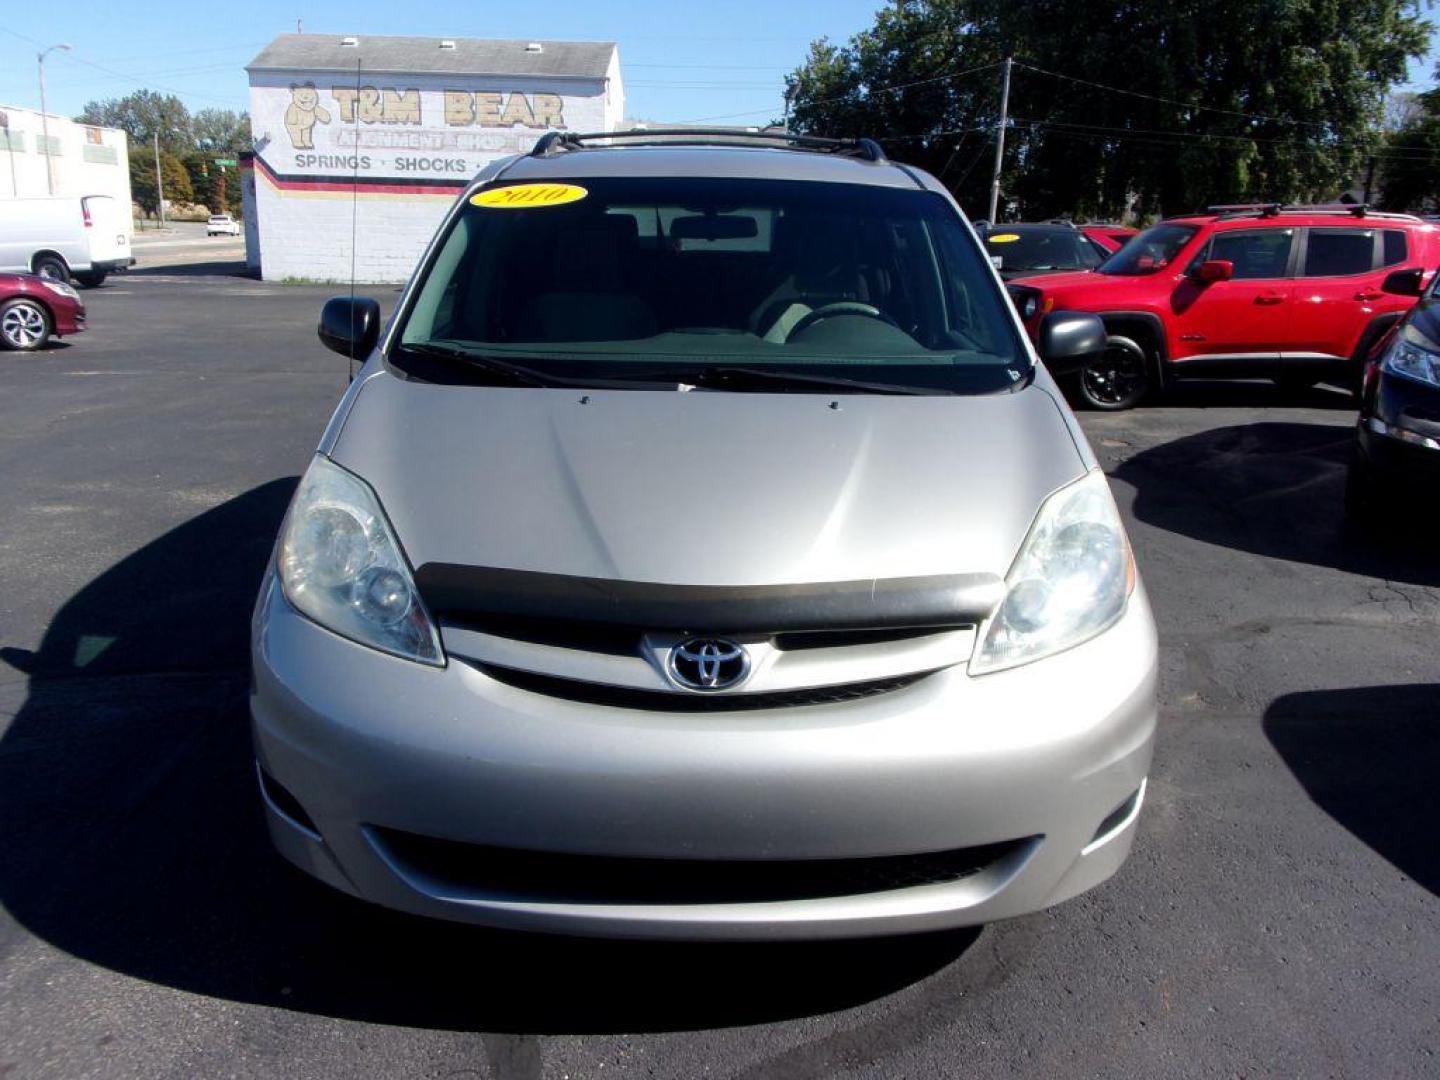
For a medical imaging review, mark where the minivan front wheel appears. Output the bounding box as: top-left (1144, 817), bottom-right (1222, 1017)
top-left (0, 298), bottom-right (52, 351)
top-left (32, 254), bottom-right (69, 283)
top-left (1076, 334), bottom-right (1152, 411)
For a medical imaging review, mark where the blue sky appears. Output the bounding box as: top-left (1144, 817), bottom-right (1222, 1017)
top-left (1, 2), bottom-right (1435, 126)
top-left (0, 0), bottom-right (883, 124)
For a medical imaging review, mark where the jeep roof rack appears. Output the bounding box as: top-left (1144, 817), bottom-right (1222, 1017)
top-left (529, 127), bottom-right (888, 163)
top-left (1276, 203), bottom-right (1423, 222)
top-left (1171, 202), bottom-right (1424, 224)
top-left (1205, 202), bottom-right (1284, 217)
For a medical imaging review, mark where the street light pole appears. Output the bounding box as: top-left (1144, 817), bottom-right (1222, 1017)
top-left (36, 43), bottom-right (71, 196)
top-left (153, 131), bottom-right (167, 230)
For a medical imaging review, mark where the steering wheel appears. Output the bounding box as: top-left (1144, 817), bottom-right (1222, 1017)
top-left (784, 301), bottom-right (899, 342)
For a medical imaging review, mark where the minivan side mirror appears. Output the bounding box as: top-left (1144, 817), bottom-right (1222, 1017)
top-left (1194, 259), bottom-right (1234, 284)
top-left (318, 296), bottom-right (382, 360)
top-left (1037, 310), bottom-right (1106, 376)
top-left (1381, 266), bottom-right (1425, 297)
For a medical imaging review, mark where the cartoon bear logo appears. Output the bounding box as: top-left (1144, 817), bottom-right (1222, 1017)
top-left (284, 82), bottom-right (331, 150)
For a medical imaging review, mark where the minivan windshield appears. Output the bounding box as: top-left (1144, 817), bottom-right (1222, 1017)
top-left (1097, 223), bottom-right (1198, 276)
top-left (393, 176), bottom-right (1028, 394)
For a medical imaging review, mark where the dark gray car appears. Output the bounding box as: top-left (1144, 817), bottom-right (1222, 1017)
top-left (250, 130), bottom-right (1157, 939)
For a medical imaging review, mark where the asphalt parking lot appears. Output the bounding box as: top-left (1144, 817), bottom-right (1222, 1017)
top-left (1, 252), bottom-right (1438, 1079)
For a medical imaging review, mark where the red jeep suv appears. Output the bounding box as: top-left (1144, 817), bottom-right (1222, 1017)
top-left (1009, 205), bottom-right (1437, 409)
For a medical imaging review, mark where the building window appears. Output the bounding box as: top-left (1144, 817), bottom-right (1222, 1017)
top-left (85, 126), bottom-right (104, 145)
top-left (36, 134), bottom-right (62, 157)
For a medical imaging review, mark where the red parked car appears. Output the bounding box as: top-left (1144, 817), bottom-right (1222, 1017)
top-left (1079, 223), bottom-right (1139, 254)
top-left (0, 272), bottom-right (85, 351)
top-left (1009, 205), bottom-right (1438, 409)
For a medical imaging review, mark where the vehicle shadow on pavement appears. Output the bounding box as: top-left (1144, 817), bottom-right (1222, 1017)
top-left (1113, 420), bottom-right (1440, 588)
top-left (125, 260), bottom-right (255, 279)
top-left (1265, 685), bottom-right (1440, 897)
top-left (1149, 381), bottom-right (1358, 411)
top-left (0, 481), bottom-right (975, 1033)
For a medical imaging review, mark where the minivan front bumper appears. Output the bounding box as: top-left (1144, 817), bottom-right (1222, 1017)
top-left (251, 573), bottom-right (1158, 940)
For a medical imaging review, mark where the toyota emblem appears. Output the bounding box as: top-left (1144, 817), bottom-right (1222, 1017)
top-left (667, 637), bottom-right (750, 691)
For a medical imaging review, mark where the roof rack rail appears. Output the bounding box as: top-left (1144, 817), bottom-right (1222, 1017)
top-left (1275, 202), bottom-right (1423, 222)
top-left (528, 127), bottom-right (888, 163)
top-left (1204, 202), bottom-right (1283, 217)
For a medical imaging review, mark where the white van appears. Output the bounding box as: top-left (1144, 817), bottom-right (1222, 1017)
top-left (0, 195), bottom-right (135, 287)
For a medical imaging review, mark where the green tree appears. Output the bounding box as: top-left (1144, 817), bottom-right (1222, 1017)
top-left (191, 108), bottom-right (250, 155)
top-left (130, 150), bottom-right (194, 219)
top-left (786, 0), bottom-right (1430, 219)
top-left (77, 90), bottom-right (193, 154)
top-left (1379, 88), bottom-right (1440, 210)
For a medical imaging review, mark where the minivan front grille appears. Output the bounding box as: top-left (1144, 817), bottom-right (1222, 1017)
top-left (477, 662), bottom-right (934, 710)
top-left (371, 827), bottom-right (1034, 904)
top-left (450, 616), bottom-right (957, 657)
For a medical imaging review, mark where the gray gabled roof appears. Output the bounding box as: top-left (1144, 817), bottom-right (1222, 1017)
top-left (246, 34), bottom-right (616, 80)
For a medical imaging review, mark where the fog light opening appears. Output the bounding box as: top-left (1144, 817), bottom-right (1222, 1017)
top-left (1082, 778), bottom-right (1146, 856)
top-left (256, 761), bottom-right (323, 841)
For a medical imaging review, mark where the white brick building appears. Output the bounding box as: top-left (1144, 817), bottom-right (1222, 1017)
top-left (243, 34), bottom-right (624, 283)
top-left (0, 104), bottom-right (132, 206)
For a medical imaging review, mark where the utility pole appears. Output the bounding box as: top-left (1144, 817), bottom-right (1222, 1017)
top-left (987, 55), bottom-right (1012, 223)
top-left (153, 131), bottom-right (167, 230)
top-left (36, 43), bottom-right (71, 196)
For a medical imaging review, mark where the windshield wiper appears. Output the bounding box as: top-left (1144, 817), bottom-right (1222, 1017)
top-left (625, 365), bottom-right (944, 396)
top-left (396, 342), bottom-right (556, 387)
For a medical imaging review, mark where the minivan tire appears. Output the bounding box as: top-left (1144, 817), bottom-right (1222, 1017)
top-left (0, 298), bottom-right (53, 351)
top-left (32, 254), bottom-right (70, 283)
top-left (1075, 334), bottom-right (1152, 411)
top-left (74, 270), bottom-right (107, 288)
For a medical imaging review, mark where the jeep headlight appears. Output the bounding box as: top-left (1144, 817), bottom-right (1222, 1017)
top-left (277, 455), bottom-right (443, 665)
top-left (1006, 284), bottom-right (1041, 321)
top-left (971, 470), bottom-right (1135, 674)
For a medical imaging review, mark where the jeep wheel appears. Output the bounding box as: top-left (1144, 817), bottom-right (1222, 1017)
top-left (32, 254), bottom-right (70, 283)
top-left (1077, 334), bottom-right (1151, 411)
top-left (0, 298), bottom-right (52, 351)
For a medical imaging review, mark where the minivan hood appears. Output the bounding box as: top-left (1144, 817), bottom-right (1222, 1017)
top-left (328, 374), bottom-right (1088, 587)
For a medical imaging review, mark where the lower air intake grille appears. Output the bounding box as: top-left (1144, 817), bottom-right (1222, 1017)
top-left (371, 827), bottom-right (1033, 904)
top-left (478, 663), bottom-right (933, 711)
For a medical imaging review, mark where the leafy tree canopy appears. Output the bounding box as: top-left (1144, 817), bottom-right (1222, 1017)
top-left (1380, 85), bottom-right (1440, 210)
top-left (79, 91), bottom-right (249, 213)
top-left (786, 0), bottom-right (1430, 219)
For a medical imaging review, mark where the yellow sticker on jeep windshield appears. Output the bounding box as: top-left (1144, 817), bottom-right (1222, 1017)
top-left (988, 232), bottom-right (1021, 243)
top-left (471, 183), bottom-right (588, 209)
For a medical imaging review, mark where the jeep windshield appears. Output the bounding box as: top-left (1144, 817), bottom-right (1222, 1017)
top-left (392, 176), bottom-right (1028, 395)
top-left (1096, 223), bottom-right (1198, 276)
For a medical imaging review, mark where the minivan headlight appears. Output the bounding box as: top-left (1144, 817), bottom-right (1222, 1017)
top-left (1384, 337), bottom-right (1440, 387)
top-left (278, 455), bottom-right (444, 665)
top-left (971, 470), bottom-right (1135, 675)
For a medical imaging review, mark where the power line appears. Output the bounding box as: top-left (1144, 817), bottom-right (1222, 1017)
top-left (52, 52), bottom-right (248, 107)
top-left (1009, 115), bottom-right (1440, 161)
top-left (678, 59), bottom-right (1006, 124)
top-left (1013, 61), bottom-right (1338, 129)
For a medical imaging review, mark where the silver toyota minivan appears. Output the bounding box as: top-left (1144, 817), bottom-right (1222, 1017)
top-left (251, 129), bottom-right (1157, 939)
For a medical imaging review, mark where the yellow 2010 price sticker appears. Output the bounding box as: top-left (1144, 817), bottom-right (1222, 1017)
top-left (987, 232), bottom-right (1022, 243)
top-left (471, 183), bottom-right (589, 209)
